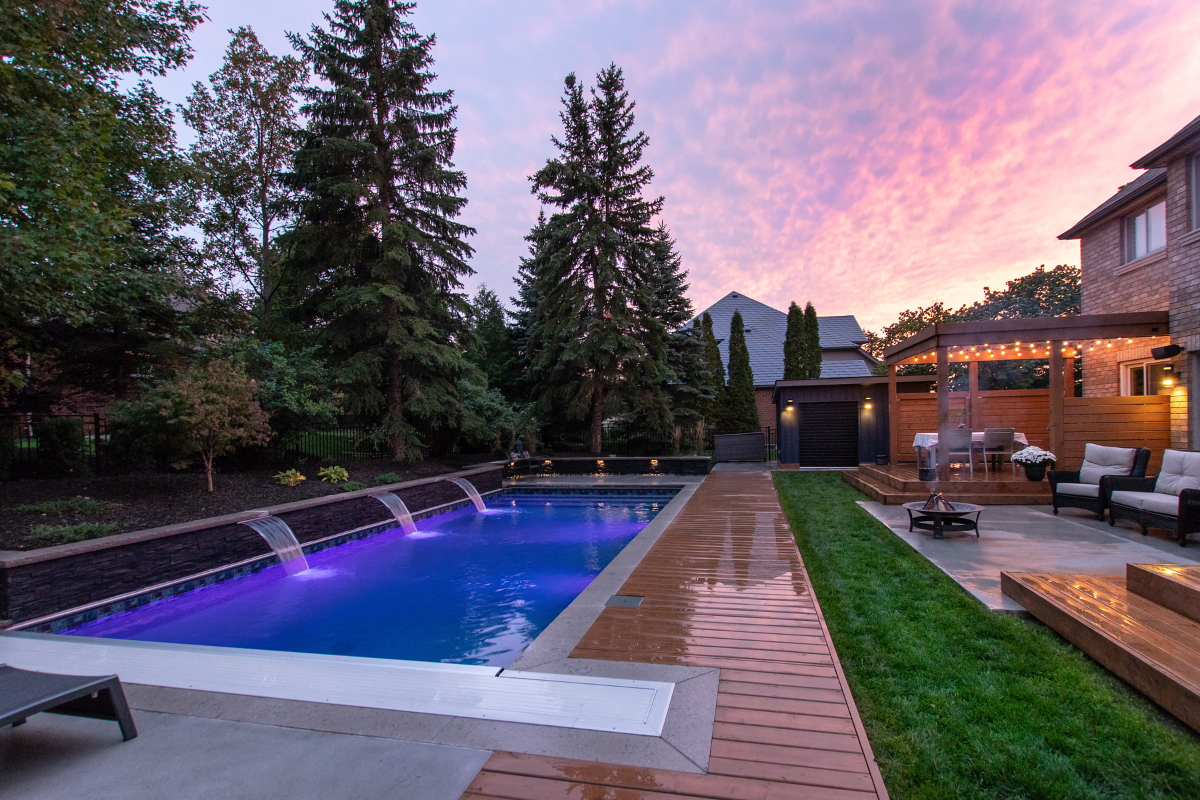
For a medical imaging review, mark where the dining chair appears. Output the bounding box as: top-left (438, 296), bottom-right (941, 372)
top-left (940, 427), bottom-right (975, 476)
top-left (981, 428), bottom-right (1017, 477)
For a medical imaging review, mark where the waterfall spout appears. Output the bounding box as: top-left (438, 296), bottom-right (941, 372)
top-left (239, 515), bottom-right (310, 575)
top-left (447, 477), bottom-right (486, 512)
top-left (371, 492), bottom-right (417, 534)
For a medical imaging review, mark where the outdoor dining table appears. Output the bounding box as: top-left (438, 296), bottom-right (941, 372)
top-left (912, 431), bottom-right (1029, 470)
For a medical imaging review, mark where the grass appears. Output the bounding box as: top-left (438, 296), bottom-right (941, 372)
top-left (773, 471), bottom-right (1200, 799)
top-left (18, 496), bottom-right (113, 516)
top-left (28, 521), bottom-right (120, 545)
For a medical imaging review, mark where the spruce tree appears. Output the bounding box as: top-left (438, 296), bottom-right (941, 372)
top-left (699, 312), bottom-right (726, 427)
top-left (783, 301), bottom-right (803, 380)
top-left (528, 65), bottom-right (665, 452)
top-left (726, 310), bottom-right (759, 430)
top-left (801, 301), bottom-right (822, 379)
top-left (284, 0), bottom-right (474, 460)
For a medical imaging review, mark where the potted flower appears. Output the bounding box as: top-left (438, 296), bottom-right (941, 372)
top-left (1011, 446), bottom-right (1056, 482)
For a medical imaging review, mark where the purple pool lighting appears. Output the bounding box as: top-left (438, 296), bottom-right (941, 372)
top-left (59, 495), bottom-right (664, 667)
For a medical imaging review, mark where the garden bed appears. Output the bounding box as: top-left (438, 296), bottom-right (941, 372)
top-left (774, 471), bottom-right (1200, 799)
top-left (0, 457), bottom-right (490, 551)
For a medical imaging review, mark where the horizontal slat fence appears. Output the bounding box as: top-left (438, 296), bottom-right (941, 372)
top-left (1061, 395), bottom-right (1171, 472)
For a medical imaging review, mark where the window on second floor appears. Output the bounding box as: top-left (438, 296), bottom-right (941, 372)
top-left (1191, 154), bottom-right (1200, 231)
top-left (1125, 199), bottom-right (1166, 262)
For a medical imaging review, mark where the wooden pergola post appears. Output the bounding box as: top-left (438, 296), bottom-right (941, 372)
top-left (1049, 340), bottom-right (1065, 462)
top-left (888, 364), bottom-right (900, 465)
top-left (968, 360), bottom-right (981, 430)
top-left (936, 345), bottom-right (950, 481)
top-left (1063, 355), bottom-right (1075, 397)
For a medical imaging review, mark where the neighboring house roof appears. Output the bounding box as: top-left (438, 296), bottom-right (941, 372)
top-left (1057, 168), bottom-right (1167, 240)
top-left (691, 292), bottom-right (875, 386)
top-left (1131, 112), bottom-right (1200, 169)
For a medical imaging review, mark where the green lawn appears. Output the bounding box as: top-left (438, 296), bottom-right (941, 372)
top-left (773, 471), bottom-right (1200, 799)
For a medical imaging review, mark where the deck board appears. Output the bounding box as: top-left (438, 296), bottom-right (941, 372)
top-left (462, 471), bottom-right (888, 799)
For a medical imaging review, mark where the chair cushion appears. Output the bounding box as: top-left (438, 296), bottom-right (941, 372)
top-left (1154, 449), bottom-right (1200, 495)
top-left (1111, 490), bottom-right (1153, 510)
top-left (1079, 444), bottom-right (1137, 485)
top-left (1056, 483), bottom-right (1099, 498)
top-left (1141, 492), bottom-right (1182, 516)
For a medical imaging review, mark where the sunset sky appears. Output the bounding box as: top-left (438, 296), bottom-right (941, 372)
top-left (155, 0), bottom-right (1200, 331)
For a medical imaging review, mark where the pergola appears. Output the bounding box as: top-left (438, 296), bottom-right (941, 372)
top-left (882, 312), bottom-right (1170, 478)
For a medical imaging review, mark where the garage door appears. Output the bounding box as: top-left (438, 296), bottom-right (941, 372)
top-left (798, 402), bottom-right (859, 467)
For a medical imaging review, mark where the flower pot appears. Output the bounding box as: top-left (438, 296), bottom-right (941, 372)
top-left (1023, 462), bottom-right (1048, 482)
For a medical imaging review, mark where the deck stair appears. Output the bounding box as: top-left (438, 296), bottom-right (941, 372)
top-left (845, 463), bottom-right (1053, 505)
top-left (1002, 565), bottom-right (1200, 733)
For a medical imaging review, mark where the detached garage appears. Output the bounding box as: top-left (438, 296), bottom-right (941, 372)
top-left (774, 376), bottom-right (933, 468)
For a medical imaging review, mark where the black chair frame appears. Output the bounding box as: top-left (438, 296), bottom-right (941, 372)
top-left (1048, 447), bottom-right (1151, 519)
top-left (1106, 475), bottom-right (1200, 546)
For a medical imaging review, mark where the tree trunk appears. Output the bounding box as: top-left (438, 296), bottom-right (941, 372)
top-left (387, 344), bottom-right (404, 460)
top-left (590, 384), bottom-right (604, 453)
top-left (203, 450), bottom-right (214, 493)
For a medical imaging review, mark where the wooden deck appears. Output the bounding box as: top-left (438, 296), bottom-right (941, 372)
top-left (1002, 567), bottom-right (1200, 733)
top-left (845, 463), bottom-right (1052, 505)
top-left (462, 470), bottom-right (889, 800)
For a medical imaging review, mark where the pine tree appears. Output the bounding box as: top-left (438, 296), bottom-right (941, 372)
top-left (528, 65), bottom-right (665, 452)
top-left (699, 312), bottom-right (726, 427)
top-left (801, 301), bottom-right (822, 379)
top-left (466, 285), bottom-right (519, 400)
top-left (726, 310), bottom-right (759, 430)
top-left (283, 0), bottom-right (475, 460)
top-left (783, 301), bottom-right (803, 380)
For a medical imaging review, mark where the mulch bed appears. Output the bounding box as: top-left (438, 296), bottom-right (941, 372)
top-left (0, 456), bottom-right (492, 551)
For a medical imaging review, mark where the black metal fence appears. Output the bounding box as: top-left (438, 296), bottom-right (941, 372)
top-left (543, 424), bottom-right (775, 459)
top-left (274, 426), bottom-right (390, 466)
top-left (1, 414), bottom-right (105, 479)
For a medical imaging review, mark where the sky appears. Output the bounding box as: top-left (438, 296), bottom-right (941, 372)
top-left (153, 0), bottom-right (1200, 331)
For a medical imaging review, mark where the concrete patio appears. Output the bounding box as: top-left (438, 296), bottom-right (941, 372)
top-left (860, 501), bottom-right (1200, 612)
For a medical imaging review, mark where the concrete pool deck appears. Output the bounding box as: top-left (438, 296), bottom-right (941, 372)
top-left (860, 501), bottom-right (1200, 612)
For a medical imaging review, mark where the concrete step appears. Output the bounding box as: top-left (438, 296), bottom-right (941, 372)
top-left (1127, 564), bottom-right (1200, 626)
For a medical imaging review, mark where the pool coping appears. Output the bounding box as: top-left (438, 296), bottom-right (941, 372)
top-left (0, 479), bottom-right (719, 773)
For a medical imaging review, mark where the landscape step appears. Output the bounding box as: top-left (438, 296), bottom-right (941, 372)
top-left (1127, 564), bottom-right (1200, 625)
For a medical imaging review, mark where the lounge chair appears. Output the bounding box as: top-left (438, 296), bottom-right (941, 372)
top-left (1108, 449), bottom-right (1200, 546)
top-left (1049, 444), bottom-right (1151, 519)
top-left (1, 664), bottom-right (137, 741)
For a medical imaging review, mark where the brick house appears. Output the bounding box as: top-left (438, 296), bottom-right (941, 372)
top-left (691, 292), bottom-right (878, 428)
top-left (1058, 113), bottom-right (1200, 450)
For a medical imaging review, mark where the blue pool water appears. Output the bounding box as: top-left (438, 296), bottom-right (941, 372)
top-left (60, 495), bottom-right (662, 667)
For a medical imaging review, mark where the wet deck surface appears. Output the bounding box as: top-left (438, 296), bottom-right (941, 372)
top-left (462, 470), bottom-right (889, 799)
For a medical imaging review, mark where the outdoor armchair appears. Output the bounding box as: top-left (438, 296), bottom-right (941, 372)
top-left (1108, 449), bottom-right (1200, 546)
top-left (1049, 444), bottom-right (1150, 520)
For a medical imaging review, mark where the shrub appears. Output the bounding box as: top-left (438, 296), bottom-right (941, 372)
top-left (0, 421), bottom-right (12, 481)
top-left (19, 497), bottom-right (112, 516)
top-left (37, 418), bottom-right (89, 478)
top-left (374, 471), bottom-right (402, 485)
top-left (274, 469), bottom-right (305, 487)
top-left (490, 446), bottom-right (508, 460)
top-left (319, 466), bottom-right (349, 483)
top-left (29, 522), bottom-right (119, 545)
top-left (340, 480), bottom-right (365, 493)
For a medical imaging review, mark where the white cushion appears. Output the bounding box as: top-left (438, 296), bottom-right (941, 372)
top-left (1141, 492), bottom-right (1182, 516)
top-left (1154, 449), bottom-right (1200, 495)
top-left (1111, 490), bottom-right (1154, 510)
top-left (1079, 444), bottom-right (1137, 485)
top-left (1056, 483), bottom-right (1099, 498)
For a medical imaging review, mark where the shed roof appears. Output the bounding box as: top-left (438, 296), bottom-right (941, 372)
top-left (691, 292), bottom-right (874, 386)
top-left (1058, 168), bottom-right (1168, 240)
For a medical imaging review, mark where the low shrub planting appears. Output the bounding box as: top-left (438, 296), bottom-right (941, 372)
top-left (273, 469), bottom-right (306, 487)
top-left (19, 497), bottom-right (113, 516)
top-left (374, 471), bottom-right (402, 485)
top-left (29, 522), bottom-right (119, 545)
top-left (339, 480), bottom-right (365, 493)
top-left (319, 466), bottom-right (350, 483)
top-left (773, 472), bottom-right (1200, 799)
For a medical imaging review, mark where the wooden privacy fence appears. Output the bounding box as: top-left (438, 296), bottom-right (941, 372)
top-left (1060, 395), bottom-right (1171, 472)
top-left (893, 390), bottom-right (1051, 462)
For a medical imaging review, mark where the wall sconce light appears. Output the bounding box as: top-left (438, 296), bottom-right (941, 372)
top-left (864, 403), bottom-right (873, 410)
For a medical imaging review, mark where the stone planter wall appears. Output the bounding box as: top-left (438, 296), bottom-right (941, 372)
top-left (505, 456), bottom-right (711, 478)
top-left (0, 465), bottom-right (502, 623)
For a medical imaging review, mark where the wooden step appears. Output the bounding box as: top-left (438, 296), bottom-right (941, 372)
top-left (843, 470), bottom-right (1054, 506)
top-left (841, 471), bottom-right (926, 505)
top-left (1001, 571), bottom-right (1200, 733)
top-left (1127, 564), bottom-right (1200, 625)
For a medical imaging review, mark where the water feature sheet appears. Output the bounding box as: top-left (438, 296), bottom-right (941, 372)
top-left (55, 493), bottom-right (667, 668)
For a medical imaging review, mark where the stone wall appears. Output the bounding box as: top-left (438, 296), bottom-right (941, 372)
top-left (507, 456), bottom-right (710, 477)
top-left (0, 466), bottom-right (503, 623)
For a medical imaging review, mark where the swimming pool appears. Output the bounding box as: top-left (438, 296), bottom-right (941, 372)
top-left (57, 493), bottom-right (666, 667)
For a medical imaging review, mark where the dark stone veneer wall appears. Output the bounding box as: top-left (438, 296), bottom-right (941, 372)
top-left (0, 465), bottom-right (502, 623)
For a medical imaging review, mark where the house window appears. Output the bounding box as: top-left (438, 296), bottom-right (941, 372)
top-left (1125, 200), bottom-right (1166, 262)
top-left (1123, 359), bottom-right (1175, 396)
top-left (1191, 154), bottom-right (1200, 231)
